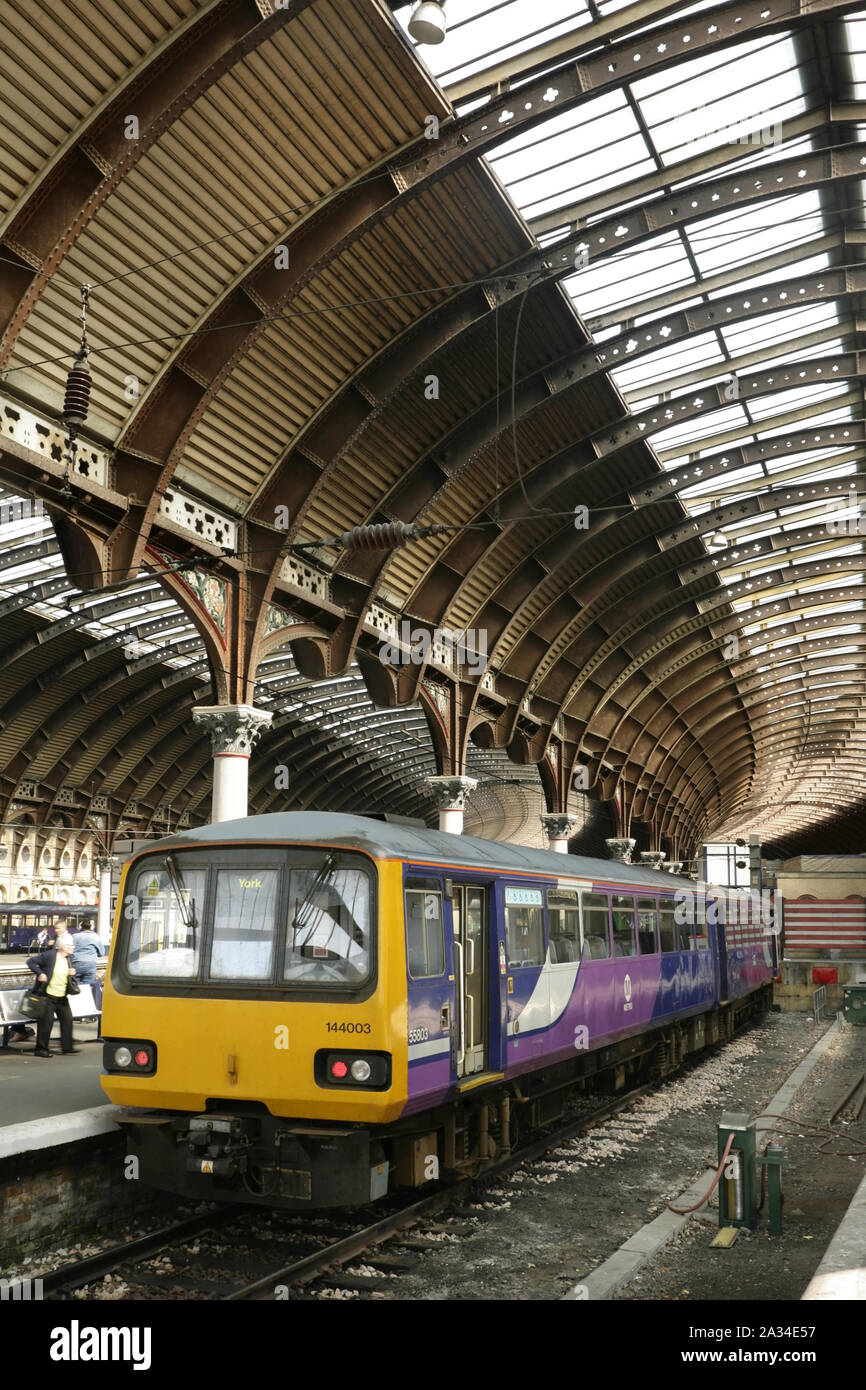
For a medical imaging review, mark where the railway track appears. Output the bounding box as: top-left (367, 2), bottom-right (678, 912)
top-left (43, 1085), bottom-right (652, 1302)
top-left (829, 1071), bottom-right (866, 1125)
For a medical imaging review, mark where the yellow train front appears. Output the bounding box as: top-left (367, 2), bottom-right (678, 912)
top-left (101, 814), bottom-right (414, 1208)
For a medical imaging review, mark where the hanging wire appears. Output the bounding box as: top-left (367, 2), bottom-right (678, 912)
top-left (0, 207), bottom-right (848, 385)
top-left (494, 292), bottom-right (501, 524)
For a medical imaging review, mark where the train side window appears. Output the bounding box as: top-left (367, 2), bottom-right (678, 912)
top-left (692, 919), bottom-right (710, 950)
top-left (504, 886), bottom-right (544, 966)
top-left (547, 889), bottom-right (580, 963)
top-left (637, 898), bottom-right (658, 955)
top-left (581, 892), bottom-right (611, 959)
top-left (659, 899), bottom-right (678, 952)
top-left (211, 868), bottom-right (280, 979)
top-left (405, 878), bottom-right (445, 978)
top-left (611, 895), bottom-right (637, 958)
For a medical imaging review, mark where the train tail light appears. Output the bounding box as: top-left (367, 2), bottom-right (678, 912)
top-left (316, 1050), bottom-right (391, 1089)
top-left (103, 1039), bottom-right (156, 1074)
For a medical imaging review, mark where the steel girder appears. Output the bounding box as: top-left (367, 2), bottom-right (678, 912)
top-left (283, 143), bottom-right (866, 708)
top-left (0, 0), bottom-right (316, 363)
top-left (273, 138), bottom-right (862, 597)
top-left (68, 3), bottom-right (857, 629)
top-left (3, 2), bottom-right (861, 845)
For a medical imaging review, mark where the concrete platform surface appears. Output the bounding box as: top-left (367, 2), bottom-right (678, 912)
top-left (802, 1169), bottom-right (866, 1300)
top-left (0, 1020), bottom-right (108, 1126)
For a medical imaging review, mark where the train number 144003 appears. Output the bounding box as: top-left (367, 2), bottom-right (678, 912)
top-left (326, 1021), bottom-right (371, 1034)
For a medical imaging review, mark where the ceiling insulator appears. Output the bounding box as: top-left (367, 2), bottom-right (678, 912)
top-left (63, 347), bottom-right (91, 429)
top-left (340, 521), bottom-right (416, 551)
top-left (60, 285), bottom-right (92, 499)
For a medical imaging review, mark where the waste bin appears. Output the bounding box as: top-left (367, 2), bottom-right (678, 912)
top-left (842, 985), bottom-right (866, 1025)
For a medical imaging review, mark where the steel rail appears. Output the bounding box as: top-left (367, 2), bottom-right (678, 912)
top-left (226, 1083), bottom-right (656, 1300)
top-left (42, 1205), bottom-right (243, 1299)
top-left (829, 1072), bottom-right (866, 1125)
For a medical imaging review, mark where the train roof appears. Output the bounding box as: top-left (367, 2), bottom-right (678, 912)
top-left (1, 900), bottom-right (86, 912)
top-left (136, 812), bottom-right (693, 890)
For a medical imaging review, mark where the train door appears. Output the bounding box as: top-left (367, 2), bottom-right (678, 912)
top-left (610, 894), bottom-right (640, 1026)
top-left (452, 884), bottom-right (487, 1076)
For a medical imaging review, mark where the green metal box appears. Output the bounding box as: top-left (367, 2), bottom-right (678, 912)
top-left (718, 1111), bottom-right (757, 1229)
top-left (843, 985), bottom-right (866, 1025)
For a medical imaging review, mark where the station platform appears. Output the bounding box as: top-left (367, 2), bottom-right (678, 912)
top-left (0, 1015), bottom-right (158, 1262)
top-left (0, 961), bottom-right (124, 1186)
top-left (802, 1168), bottom-right (866, 1300)
top-left (0, 1020), bottom-right (114, 1137)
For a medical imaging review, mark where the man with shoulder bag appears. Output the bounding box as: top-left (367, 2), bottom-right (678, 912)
top-left (25, 933), bottom-right (81, 1057)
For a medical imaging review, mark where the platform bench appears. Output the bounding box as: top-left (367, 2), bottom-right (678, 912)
top-left (0, 985), bottom-right (100, 1048)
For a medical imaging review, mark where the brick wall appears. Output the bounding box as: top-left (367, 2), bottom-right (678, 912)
top-left (0, 1131), bottom-right (174, 1264)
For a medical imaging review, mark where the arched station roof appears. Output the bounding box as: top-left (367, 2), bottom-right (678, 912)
top-left (1, 0), bottom-right (865, 860)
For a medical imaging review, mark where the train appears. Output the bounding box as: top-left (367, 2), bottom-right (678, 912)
top-left (100, 812), bottom-right (776, 1208)
top-left (0, 901), bottom-right (91, 952)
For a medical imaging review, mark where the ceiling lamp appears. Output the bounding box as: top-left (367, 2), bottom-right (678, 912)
top-left (705, 500), bottom-right (727, 550)
top-left (409, 2), bottom-right (446, 44)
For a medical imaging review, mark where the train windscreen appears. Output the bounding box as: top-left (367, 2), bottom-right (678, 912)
top-left (118, 847), bottom-right (372, 988)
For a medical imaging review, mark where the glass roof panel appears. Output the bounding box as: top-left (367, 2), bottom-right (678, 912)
top-left (394, 0), bottom-right (592, 88)
top-left (564, 233), bottom-right (695, 320)
top-left (633, 35), bottom-right (805, 165)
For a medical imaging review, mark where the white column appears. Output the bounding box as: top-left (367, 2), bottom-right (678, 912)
top-left (540, 814), bottom-right (578, 854)
top-left (192, 704), bottom-right (273, 823)
top-left (426, 775), bottom-right (478, 834)
top-left (95, 854), bottom-right (116, 944)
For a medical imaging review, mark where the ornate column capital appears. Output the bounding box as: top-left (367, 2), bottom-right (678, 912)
top-left (426, 775), bottom-right (478, 811)
top-left (192, 704), bottom-right (273, 757)
top-left (638, 851), bottom-right (667, 869)
top-left (95, 854), bottom-right (118, 872)
top-left (541, 814), bottom-right (578, 842)
top-left (605, 836), bottom-right (636, 864)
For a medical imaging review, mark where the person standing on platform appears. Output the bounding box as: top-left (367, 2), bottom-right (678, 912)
top-left (25, 933), bottom-right (80, 1058)
top-left (70, 916), bottom-right (103, 1016)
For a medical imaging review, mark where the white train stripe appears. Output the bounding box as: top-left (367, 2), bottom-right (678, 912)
top-left (408, 1037), bottom-right (450, 1061)
top-left (507, 954), bottom-right (581, 1037)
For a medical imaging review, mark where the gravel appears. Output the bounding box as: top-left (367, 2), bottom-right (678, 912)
top-left (376, 1012), bottom-right (864, 1300)
top-left (9, 1012), bottom-right (863, 1303)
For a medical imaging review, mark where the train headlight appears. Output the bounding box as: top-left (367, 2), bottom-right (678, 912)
top-left (350, 1059), bottom-right (372, 1082)
top-left (114, 1046), bottom-right (132, 1068)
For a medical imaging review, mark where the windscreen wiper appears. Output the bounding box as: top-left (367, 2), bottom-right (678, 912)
top-left (165, 854), bottom-right (197, 940)
top-left (291, 854), bottom-right (336, 950)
